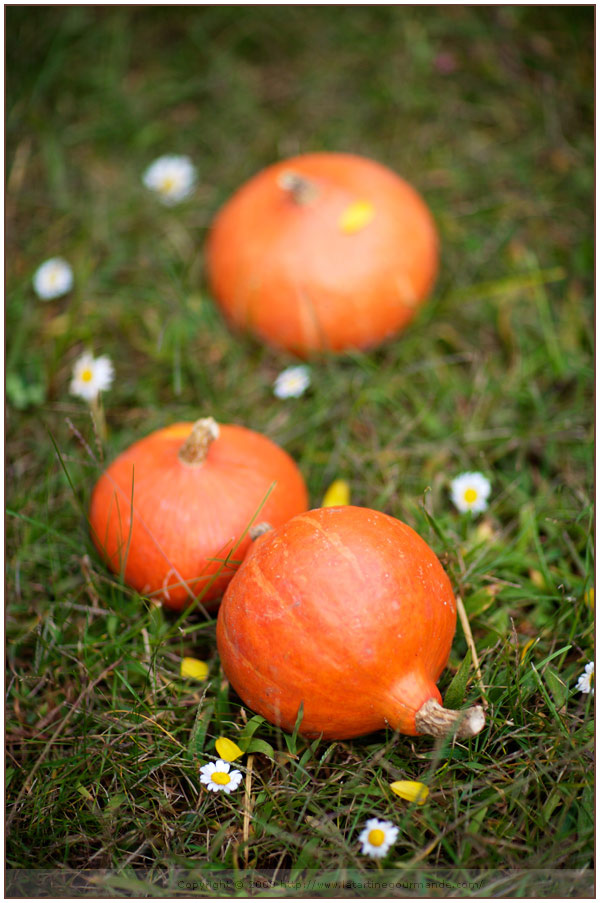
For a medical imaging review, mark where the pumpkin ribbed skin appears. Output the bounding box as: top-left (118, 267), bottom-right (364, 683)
top-left (206, 152), bottom-right (438, 356)
top-left (88, 421), bottom-right (308, 610)
top-left (217, 506), bottom-right (457, 739)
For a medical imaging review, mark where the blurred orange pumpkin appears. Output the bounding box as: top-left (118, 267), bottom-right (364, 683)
top-left (206, 152), bottom-right (438, 356)
top-left (88, 418), bottom-right (308, 610)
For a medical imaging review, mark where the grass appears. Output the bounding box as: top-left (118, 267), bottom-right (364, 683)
top-left (6, 6), bottom-right (594, 898)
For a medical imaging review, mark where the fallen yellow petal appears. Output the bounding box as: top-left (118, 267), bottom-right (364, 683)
top-left (215, 736), bottom-right (244, 762)
top-left (322, 479), bottom-right (351, 508)
top-left (520, 637), bottom-right (537, 663)
top-left (45, 313), bottom-right (71, 337)
top-left (338, 200), bottom-right (375, 235)
top-left (390, 780), bottom-right (429, 805)
top-left (180, 657), bottom-right (209, 681)
top-left (474, 520), bottom-right (495, 543)
top-left (529, 569), bottom-right (546, 590)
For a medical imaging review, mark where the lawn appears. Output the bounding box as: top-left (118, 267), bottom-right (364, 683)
top-left (6, 6), bottom-right (594, 898)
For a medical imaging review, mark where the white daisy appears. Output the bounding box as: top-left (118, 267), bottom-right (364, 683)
top-left (32, 257), bottom-right (73, 300)
top-left (358, 817), bottom-right (399, 859)
top-left (142, 155), bottom-right (196, 205)
top-left (273, 365), bottom-right (311, 399)
top-left (450, 472), bottom-right (491, 514)
top-left (199, 759), bottom-right (243, 794)
top-left (70, 352), bottom-right (114, 402)
top-left (576, 661), bottom-right (594, 696)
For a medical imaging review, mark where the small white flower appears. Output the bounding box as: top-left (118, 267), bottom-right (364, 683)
top-left (199, 759), bottom-right (243, 794)
top-left (576, 661), bottom-right (594, 696)
top-left (450, 472), bottom-right (491, 514)
top-left (70, 352), bottom-right (114, 402)
top-left (358, 817), bottom-right (398, 859)
top-left (142, 155), bottom-right (196, 205)
top-left (33, 258), bottom-right (73, 300)
top-left (273, 365), bottom-right (311, 399)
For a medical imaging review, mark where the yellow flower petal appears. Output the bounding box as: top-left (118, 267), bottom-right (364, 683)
top-left (473, 520), bottom-right (495, 543)
top-left (322, 479), bottom-right (351, 508)
top-left (390, 780), bottom-right (429, 805)
top-left (215, 736), bottom-right (244, 762)
top-left (338, 200), bottom-right (375, 235)
top-left (180, 657), bottom-right (209, 681)
top-left (45, 313), bottom-right (71, 337)
top-left (529, 569), bottom-right (546, 590)
top-left (584, 588), bottom-right (594, 610)
top-left (520, 637), bottom-right (537, 663)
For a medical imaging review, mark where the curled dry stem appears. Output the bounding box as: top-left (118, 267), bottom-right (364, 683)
top-left (249, 521), bottom-right (273, 541)
top-left (415, 698), bottom-right (485, 739)
top-left (277, 170), bottom-right (320, 205)
top-left (178, 417), bottom-right (220, 466)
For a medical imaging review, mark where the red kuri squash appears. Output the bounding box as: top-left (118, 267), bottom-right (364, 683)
top-left (217, 506), bottom-right (484, 740)
top-left (88, 418), bottom-right (309, 610)
top-left (206, 152), bottom-right (438, 356)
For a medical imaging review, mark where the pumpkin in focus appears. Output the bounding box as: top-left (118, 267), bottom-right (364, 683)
top-left (217, 506), bottom-right (484, 740)
top-left (88, 418), bottom-right (308, 610)
top-left (206, 152), bottom-right (438, 356)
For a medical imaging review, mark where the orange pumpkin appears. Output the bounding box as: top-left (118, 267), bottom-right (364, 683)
top-left (217, 506), bottom-right (484, 740)
top-left (206, 152), bottom-right (438, 356)
top-left (88, 418), bottom-right (309, 610)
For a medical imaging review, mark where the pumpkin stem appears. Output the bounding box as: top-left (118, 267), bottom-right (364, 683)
top-left (249, 522), bottom-right (273, 541)
top-left (414, 698), bottom-right (485, 739)
top-left (277, 170), bottom-right (320, 205)
top-left (178, 417), bottom-right (220, 466)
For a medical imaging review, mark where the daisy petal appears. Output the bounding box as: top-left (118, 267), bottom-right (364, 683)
top-left (576, 661), bottom-right (594, 695)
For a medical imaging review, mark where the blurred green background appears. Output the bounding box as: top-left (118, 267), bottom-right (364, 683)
top-left (6, 5), bottom-right (594, 890)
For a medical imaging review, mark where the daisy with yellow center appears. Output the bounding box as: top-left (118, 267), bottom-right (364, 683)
top-left (199, 759), bottom-right (243, 794)
top-left (33, 257), bottom-right (73, 300)
top-left (69, 352), bottom-right (114, 403)
top-left (273, 365), bottom-right (311, 399)
top-left (358, 817), bottom-right (399, 859)
top-left (142, 155), bottom-right (197, 205)
top-left (576, 661), bottom-right (594, 696)
top-left (450, 472), bottom-right (492, 514)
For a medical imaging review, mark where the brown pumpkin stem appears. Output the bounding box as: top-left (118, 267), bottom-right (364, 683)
top-left (414, 698), bottom-right (485, 739)
top-left (249, 522), bottom-right (273, 541)
top-left (277, 170), bottom-right (320, 205)
top-left (178, 417), bottom-right (220, 466)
